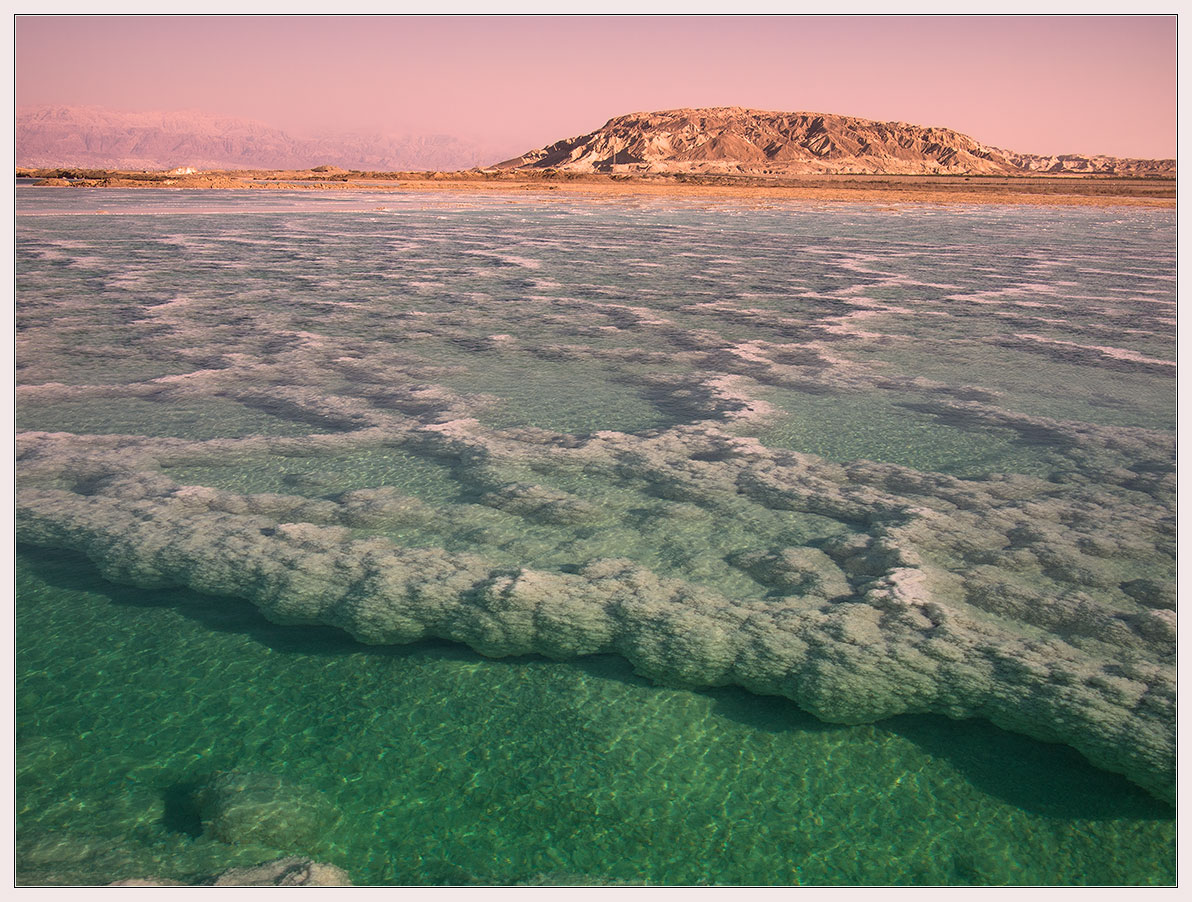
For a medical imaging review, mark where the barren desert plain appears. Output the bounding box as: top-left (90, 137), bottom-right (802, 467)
top-left (17, 166), bottom-right (1178, 207)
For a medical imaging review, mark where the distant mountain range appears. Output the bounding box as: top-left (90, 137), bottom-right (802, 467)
top-left (15, 106), bottom-right (502, 171)
top-left (497, 107), bottom-right (1176, 177)
top-left (17, 104), bottom-right (1175, 177)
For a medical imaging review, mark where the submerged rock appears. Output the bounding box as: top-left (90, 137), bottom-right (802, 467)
top-left (193, 770), bottom-right (337, 849)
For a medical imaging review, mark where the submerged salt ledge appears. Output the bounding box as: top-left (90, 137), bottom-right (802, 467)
top-left (15, 198), bottom-right (1176, 817)
top-left (16, 394), bottom-right (1176, 801)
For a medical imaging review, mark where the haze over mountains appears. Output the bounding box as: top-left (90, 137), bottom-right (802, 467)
top-left (17, 105), bottom-right (1175, 177)
top-left (15, 106), bottom-right (507, 172)
top-left (498, 107), bottom-right (1176, 177)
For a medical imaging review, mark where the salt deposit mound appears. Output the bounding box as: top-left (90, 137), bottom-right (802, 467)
top-left (15, 402), bottom-right (1175, 801)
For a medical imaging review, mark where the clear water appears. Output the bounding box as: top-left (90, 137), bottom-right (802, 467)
top-left (15, 189), bottom-right (1176, 885)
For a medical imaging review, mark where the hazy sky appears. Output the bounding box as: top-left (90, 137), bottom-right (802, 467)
top-left (15, 14), bottom-right (1177, 159)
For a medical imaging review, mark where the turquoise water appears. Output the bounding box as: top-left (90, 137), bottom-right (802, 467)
top-left (14, 548), bottom-right (1175, 886)
top-left (15, 189), bottom-right (1176, 885)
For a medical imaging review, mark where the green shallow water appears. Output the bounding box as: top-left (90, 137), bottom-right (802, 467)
top-left (435, 354), bottom-right (679, 434)
top-left (859, 343), bottom-right (1177, 433)
top-left (15, 547), bottom-right (1175, 886)
top-left (164, 446), bottom-right (462, 502)
top-left (16, 398), bottom-right (326, 439)
top-left (750, 387), bottom-right (1060, 478)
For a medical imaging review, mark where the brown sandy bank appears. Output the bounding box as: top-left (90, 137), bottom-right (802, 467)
top-left (17, 167), bottom-right (1176, 208)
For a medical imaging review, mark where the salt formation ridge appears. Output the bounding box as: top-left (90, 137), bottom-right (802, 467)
top-left (16, 399), bottom-right (1175, 800)
top-left (15, 199), bottom-right (1175, 805)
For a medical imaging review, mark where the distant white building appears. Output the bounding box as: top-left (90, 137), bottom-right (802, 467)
top-left (168, 166), bottom-right (198, 175)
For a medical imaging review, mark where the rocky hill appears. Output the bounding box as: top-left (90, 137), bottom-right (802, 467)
top-left (497, 107), bottom-right (1175, 177)
top-left (16, 106), bottom-right (497, 172)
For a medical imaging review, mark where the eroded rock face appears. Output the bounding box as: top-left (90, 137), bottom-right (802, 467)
top-left (497, 107), bottom-right (1176, 176)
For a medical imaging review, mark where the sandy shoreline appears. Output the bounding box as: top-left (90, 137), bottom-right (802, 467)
top-left (18, 169), bottom-right (1177, 207)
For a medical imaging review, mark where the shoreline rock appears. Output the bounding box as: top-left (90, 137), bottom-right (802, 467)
top-left (106, 857), bottom-right (352, 887)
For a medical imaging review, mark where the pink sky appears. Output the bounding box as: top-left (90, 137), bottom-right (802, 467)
top-left (15, 15), bottom-right (1177, 159)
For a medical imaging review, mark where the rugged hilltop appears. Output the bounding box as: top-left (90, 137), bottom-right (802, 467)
top-left (498, 107), bottom-right (1175, 177)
